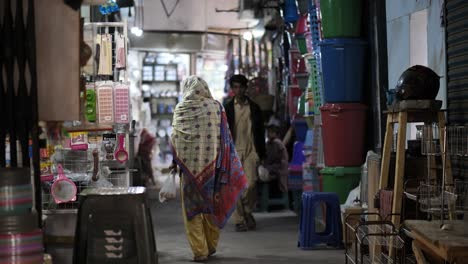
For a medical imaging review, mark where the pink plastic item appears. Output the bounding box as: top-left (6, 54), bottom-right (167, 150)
top-left (97, 84), bottom-right (114, 124)
top-left (51, 164), bottom-right (77, 204)
top-left (114, 133), bottom-right (128, 163)
top-left (295, 14), bottom-right (309, 35)
top-left (114, 84), bottom-right (130, 124)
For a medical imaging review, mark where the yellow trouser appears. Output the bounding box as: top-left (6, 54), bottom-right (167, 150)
top-left (181, 184), bottom-right (220, 258)
top-left (232, 150), bottom-right (258, 224)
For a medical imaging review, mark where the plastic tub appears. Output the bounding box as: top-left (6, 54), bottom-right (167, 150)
top-left (319, 0), bottom-right (362, 38)
top-left (319, 38), bottom-right (366, 103)
top-left (320, 166), bottom-right (361, 203)
top-left (320, 103), bottom-right (367, 166)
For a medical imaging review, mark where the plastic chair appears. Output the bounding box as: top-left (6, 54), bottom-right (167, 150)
top-left (298, 192), bottom-right (342, 249)
top-left (73, 187), bottom-right (157, 264)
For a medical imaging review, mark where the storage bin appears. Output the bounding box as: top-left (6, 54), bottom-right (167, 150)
top-left (319, 38), bottom-right (366, 103)
top-left (320, 166), bottom-right (361, 203)
top-left (320, 103), bottom-right (366, 166)
top-left (319, 0), bottom-right (362, 38)
top-left (288, 85), bottom-right (302, 117)
top-left (288, 49), bottom-right (302, 85)
top-left (296, 35), bottom-right (309, 55)
top-left (293, 118), bottom-right (308, 142)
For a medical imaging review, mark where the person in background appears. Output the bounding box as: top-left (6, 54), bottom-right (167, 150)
top-left (171, 76), bottom-right (248, 262)
top-left (257, 118), bottom-right (289, 193)
top-left (224, 74), bottom-right (265, 232)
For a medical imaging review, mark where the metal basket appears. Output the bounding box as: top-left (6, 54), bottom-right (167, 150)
top-left (42, 149), bottom-right (129, 212)
top-left (417, 180), bottom-right (468, 217)
top-left (421, 125), bottom-right (468, 156)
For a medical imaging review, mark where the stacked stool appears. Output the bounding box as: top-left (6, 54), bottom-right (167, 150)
top-left (298, 191), bottom-right (342, 249)
top-left (288, 141), bottom-right (306, 213)
top-left (0, 168), bottom-right (43, 264)
top-left (73, 187), bottom-right (157, 264)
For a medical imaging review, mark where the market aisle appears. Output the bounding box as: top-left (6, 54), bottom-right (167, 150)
top-left (149, 196), bottom-right (343, 264)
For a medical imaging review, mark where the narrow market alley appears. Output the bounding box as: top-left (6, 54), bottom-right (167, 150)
top-left (150, 196), bottom-right (343, 264)
top-left (2, 0), bottom-right (468, 263)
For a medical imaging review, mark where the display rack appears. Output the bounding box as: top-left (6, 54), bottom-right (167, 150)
top-left (83, 21), bottom-right (128, 82)
top-left (42, 21), bottom-right (132, 215)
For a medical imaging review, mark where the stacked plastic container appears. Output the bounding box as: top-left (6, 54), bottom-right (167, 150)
top-left (0, 168), bottom-right (43, 263)
top-left (300, 1), bottom-right (325, 195)
top-left (318, 0), bottom-right (366, 203)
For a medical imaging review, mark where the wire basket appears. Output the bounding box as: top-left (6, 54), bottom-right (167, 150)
top-left (345, 218), bottom-right (407, 264)
top-left (42, 149), bottom-right (129, 212)
top-left (421, 125), bottom-right (468, 156)
top-left (355, 223), bottom-right (404, 248)
top-left (417, 180), bottom-right (468, 217)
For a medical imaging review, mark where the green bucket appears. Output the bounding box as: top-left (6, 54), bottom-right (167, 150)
top-left (320, 0), bottom-right (363, 38)
top-left (297, 93), bottom-right (306, 116)
top-left (296, 35), bottom-right (309, 55)
top-left (320, 166), bottom-right (361, 203)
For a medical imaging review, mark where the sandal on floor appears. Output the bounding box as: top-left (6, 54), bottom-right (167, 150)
top-left (235, 223), bottom-right (248, 232)
top-left (193, 255), bottom-right (208, 262)
top-left (208, 249), bottom-right (216, 256)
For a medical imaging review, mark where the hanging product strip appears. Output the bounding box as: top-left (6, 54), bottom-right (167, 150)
top-left (115, 32), bottom-right (126, 69)
top-left (97, 33), bottom-right (113, 76)
top-left (85, 22), bottom-right (128, 80)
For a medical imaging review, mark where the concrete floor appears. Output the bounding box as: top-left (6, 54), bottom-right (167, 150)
top-left (149, 196), bottom-right (344, 264)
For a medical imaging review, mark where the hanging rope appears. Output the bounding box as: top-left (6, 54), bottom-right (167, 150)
top-left (160, 0), bottom-right (180, 18)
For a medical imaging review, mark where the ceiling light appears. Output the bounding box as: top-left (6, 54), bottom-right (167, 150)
top-left (134, 28), bottom-right (143, 37)
top-left (243, 31), bottom-right (253, 41)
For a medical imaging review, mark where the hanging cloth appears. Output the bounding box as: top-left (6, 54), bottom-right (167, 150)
top-left (95, 34), bottom-right (101, 75)
top-left (98, 34), bottom-right (113, 75)
top-left (115, 33), bottom-right (126, 69)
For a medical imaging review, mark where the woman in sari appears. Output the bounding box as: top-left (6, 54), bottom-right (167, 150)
top-left (171, 76), bottom-right (248, 262)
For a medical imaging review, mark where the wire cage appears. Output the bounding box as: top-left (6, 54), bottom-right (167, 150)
top-left (416, 124), bottom-right (468, 220)
top-left (421, 125), bottom-right (468, 156)
top-left (344, 213), bottom-right (410, 264)
top-left (417, 180), bottom-right (468, 217)
top-left (42, 148), bottom-right (129, 212)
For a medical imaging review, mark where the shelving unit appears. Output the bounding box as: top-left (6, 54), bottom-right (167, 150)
top-left (42, 21), bottom-right (132, 216)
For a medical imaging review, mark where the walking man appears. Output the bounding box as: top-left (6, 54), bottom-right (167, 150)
top-left (224, 74), bottom-right (265, 232)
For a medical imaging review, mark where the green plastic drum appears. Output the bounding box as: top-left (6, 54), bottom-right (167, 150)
top-left (320, 0), bottom-right (363, 38)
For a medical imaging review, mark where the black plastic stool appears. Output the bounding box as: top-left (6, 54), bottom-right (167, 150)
top-left (73, 187), bottom-right (157, 264)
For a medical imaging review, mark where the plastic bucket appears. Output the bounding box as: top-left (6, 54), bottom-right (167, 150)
top-left (319, 38), bottom-right (366, 103)
top-left (320, 166), bottom-right (361, 203)
top-left (320, 103), bottom-right (367, 166)
top-left (319, 0), bottom-right (362, 38)
top-left (296, 35), bottom-right (309, 55)
top-left (288, 85), bottom-right (302, 117)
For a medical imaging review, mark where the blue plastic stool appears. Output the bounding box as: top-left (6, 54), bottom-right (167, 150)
top-left (298, 192), bottom-right (342, 249)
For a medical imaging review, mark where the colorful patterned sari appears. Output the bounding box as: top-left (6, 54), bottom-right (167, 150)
top-left (171, 76), bottom-right (247, 228)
